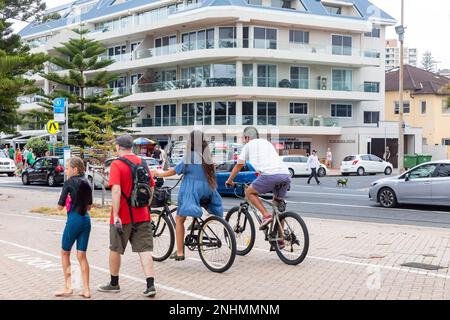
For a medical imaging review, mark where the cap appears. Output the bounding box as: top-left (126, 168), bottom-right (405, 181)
top-left (115, 135), bottom-right (134, 149)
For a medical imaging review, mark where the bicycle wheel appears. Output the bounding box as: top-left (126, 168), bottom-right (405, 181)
top-left (225, 206), bottom-right (255, 256)
top-left (151, 211), bottom-right (175, 262)
top-left (271, 211), bottom-right (309, 265)
top-left (198, 216), bottom-right (236, 273)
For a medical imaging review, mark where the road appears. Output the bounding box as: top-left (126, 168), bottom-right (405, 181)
top-left (1, 174), bottom-right (449, 228)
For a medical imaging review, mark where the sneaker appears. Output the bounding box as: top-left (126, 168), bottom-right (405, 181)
top-left (259, 215), bottom-right (273, 230)
top-left (273, 199), bottom-right (286, 212)
top-left (269, 241), bottom-right (286, 252)
top-left (97, 283), bottom-right (120, 293)
top-left (143, 285), bottom-right (156, 297)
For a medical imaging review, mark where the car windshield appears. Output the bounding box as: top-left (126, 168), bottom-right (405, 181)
top-left (0, 150), bottom-right (7, 158)
top-left (343, 156), bottom-right (356, 161)
top-left (146, 159), bottom-right (159, 166)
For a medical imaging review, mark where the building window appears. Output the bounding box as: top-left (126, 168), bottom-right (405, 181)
top-left (253, 27), bottom-right (277, 49)
top-left (443, 139), bottom-right (450, 146)
top-left (242, 101), bottom-right (254, 125)
top-left (324, 5), bottom-right (341, 15)
top-left (331, 104), bottom-right (352, 118)
top-left (290, 66), bottom-right (309, 89)
top-left (257, 64), bottom-right (277, 87)
top-left (289, 30), bottom-right (309, 44)
top-left (182, 103), bottom-right (195, 125)
top-left (219, 27), bottom-right (236, 48)
top-left (243, 26), bottom-right (249, 48)
top-left (332, 35), bottom-right (352, 56)
top-left (181, 29), bottom-right (214, 51)
top-left (130, 73), bottom-right (143, 86)
top-left (155, 104), bottom-right (176, 126)
top-left (243, 64), bottom-right (253, 86)
top-left (394, 101), bottom-right (410, 114)
top-left (194, 102), bottom-right (212, 125)
top-left (364, 82), bottom-right (380, 93)
top-left (364, 111), bottom-right (380, 124)
top-left (271, 0), bottom-right (292, 9)
top-left (108, 45), bottom-right (126, 58)
top-left (364, 27), bottom-right (381, 38)
top-left (155, 35), bottom-right (176, 55)
top-left (247, 0), bottom-right (262, 4)
top-left (332, 69), bottom-right (352, 91)
top-left (181, 66), bottom-right (210, 81)
top-left (214, 101), bottom-right (235, 125)
top-left (421, 101), bottom-right (427, 114)
top-left (289, 102), bottom-right (308, 114)
top-left (257, 102), bottom-right (277, 125)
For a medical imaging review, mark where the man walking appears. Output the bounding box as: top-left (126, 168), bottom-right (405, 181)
top-left (307, 150), bottom-right (321, 185)
top-left (326, 147), bottom-right (333, 169)
top-left (98, 135), bottom-right (157, 297)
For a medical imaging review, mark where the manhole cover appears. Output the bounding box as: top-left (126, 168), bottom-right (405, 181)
top-left (401, 262), bottom-right (447, 271)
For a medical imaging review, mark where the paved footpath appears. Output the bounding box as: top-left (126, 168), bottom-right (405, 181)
top-left (1, 187), bottom-right (450, 300)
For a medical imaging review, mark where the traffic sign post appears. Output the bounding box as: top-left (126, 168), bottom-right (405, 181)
top-left (53, 97), bottom-right (69, 149)
top-left (46, 120), bottom-right (60, 135)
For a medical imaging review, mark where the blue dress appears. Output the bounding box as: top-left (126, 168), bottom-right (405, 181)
top-left (175, 153), bottom-right (223, 218)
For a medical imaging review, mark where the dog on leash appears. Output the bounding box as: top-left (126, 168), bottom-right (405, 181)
top-left (336, 178), bottom-right (348, 187)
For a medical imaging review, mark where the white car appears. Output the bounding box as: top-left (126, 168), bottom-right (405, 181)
top-left (0, 150), bottom-right (16, 177)
top-left (280, 155), bottom-right (328, 177)
top-left (341, 154), bottom-right (393, 176)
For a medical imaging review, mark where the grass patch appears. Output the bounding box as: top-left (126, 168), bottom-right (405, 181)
top-left (30, 204), bottom-right (111, 219)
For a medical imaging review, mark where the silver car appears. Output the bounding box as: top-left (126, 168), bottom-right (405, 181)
top-left (369, 160), bottom-right (450, 208)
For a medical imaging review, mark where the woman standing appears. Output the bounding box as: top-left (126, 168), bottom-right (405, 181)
top-left (153, 131), bottom-right (223, 260)
top-left (27, 148), bottom-right (35, 166)
top-left (56, 157), bottom-right (93, 298)
top-left (15, 148), bottom-right (23, 176)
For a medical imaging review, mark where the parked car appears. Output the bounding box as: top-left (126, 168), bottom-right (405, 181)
top-left (341, 154), bottom-right (393, 176)
top-left (86, 158), bottom-right (115, 189)
top-left (369, 160), bottom-right (450, 208)
top-left (141, 157), bottom-right (163, 170)
top-left (21, 157), bottom-right (64, 187)
top-left (0, 150), bottom-right (16, 177)
top-left (216, 161), bottom-right (258, 196)
top-left (280, 155), bottom-right (328, 177)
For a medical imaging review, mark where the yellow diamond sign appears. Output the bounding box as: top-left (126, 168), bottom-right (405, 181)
top-left (46, 120), bottom-right (59, 135)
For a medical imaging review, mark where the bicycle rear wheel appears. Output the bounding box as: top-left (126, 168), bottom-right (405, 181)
top-left (198, 216), bottom-right (236, 273)
top-left (151, 211), bottom-right (175, 262)
top-left (271, 211), bottom-right (309, 265)
top-left (225, 206), bottom-right (255, 256)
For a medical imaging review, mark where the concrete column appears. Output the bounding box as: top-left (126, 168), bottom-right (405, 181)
top-left (236, 100), bottom-right (243, 125)
top-left (236, 60), bottom-right (243, 86)
top-left (236, 22), bottom-right (243, 48)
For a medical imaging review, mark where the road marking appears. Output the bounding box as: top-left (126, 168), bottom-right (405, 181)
top-left (0, 239), bottom-right (213, 300)
top-left (287, 191), bottom-right (367, 198)
top-left (0, 213), bottom-right (110, 229)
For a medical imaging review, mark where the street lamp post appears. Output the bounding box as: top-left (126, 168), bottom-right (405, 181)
top-left (395, 0), bottom-right (405, 172)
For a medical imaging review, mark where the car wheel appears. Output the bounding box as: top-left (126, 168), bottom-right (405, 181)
top-left (47, 175), bottom-right (56, 187)
top-left (357, 167), bottom-right (365, 176)
top-left (22, 173), bottom-right (30, 185)
top-left (384, 167), bottom-right (393, 175)
top-left (378, 188), bottom-right (398, 208)
top-left (318, 167), bottom-right (326, 177)
top-left (288, 168), bottom-right (295, 178)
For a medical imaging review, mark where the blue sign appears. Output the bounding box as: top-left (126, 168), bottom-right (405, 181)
top-left (53, 98), bottom-right (66, 113)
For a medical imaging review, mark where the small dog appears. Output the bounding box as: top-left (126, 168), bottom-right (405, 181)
top-left (337, 178), bottom-right (348, 187)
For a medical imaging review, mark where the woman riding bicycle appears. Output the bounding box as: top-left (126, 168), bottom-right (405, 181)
top-left (152, 130), bottom-right (223, 261)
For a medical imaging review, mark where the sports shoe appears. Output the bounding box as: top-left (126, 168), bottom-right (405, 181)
top-left (259, 215), bottom-right (273, 230)
top-left (97, 283), bottom-right (120, 293)
top-left (269, 240), bottom-right (286, 251)
top-left (273, 199), bottom-right (286, 212)
top-left (143, 285), bottom-right (157, 297)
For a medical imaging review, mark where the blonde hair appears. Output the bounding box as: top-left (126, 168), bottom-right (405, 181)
top-left (69, 157), bottom-right (85, 175)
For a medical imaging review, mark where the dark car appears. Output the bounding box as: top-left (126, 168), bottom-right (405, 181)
top-left (22, 157), bottom-right (65, 187)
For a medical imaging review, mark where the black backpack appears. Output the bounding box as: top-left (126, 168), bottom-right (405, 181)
top-left (117, 157), bottom-right (153, 229)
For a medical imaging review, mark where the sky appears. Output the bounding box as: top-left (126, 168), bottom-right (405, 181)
top-left (13, 0), bottom-right (450, 70)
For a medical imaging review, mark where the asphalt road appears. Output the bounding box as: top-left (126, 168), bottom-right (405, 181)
top-left (1, 173), bottom-right (449, 228)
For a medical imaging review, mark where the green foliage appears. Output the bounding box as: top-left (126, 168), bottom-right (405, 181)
top-left (41, 12), bottom-right (61, 23)
top-left (25, 137), bottom-right (48, 157)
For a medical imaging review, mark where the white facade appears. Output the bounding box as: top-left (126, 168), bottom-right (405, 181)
top-left (385, 39), bottom-right (418, 70)
top-left (18, 0), bottom-right (422, 167)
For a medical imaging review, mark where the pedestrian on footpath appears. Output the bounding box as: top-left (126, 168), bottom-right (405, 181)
top-left (56, 157), bottom-right (93, 299)
top-left (326, 147), bottom-right (333, 169)
top-left (15, 148), bottom-right (23, 176)
top-left (22, 147), bottom-right (29, 167)
top-left (307, 150), bottom-right (321, 185)
top-left (98, 134), bottom-right (157, 297)
top-left (27, 148), bottom-right (35, 166)
top-left (8, 145), bottom-right (14, 160)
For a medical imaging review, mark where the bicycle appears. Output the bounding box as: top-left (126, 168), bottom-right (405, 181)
top-left (225, 182), bottom-right (309, 265)
top-left (149, 179), bottom-right (237, 273)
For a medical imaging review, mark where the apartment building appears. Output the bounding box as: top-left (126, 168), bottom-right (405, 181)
top-left (385, 39), bottom-right (418, 71)
top-left (385, 65), bottom-right (450, 160)
top-left (17, 0), bottom-right (423, 167)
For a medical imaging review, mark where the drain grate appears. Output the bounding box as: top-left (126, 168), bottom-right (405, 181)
top-left (401, 262), bottom-right (447, 271)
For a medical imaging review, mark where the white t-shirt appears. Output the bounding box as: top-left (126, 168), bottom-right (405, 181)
top-left (238, 139), bottom-right (290, 175)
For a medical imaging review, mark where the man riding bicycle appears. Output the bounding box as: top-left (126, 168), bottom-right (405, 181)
top-left (225, 127), bottom-right (291, 231)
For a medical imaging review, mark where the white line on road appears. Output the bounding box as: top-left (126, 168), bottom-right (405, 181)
top-left (0, 239), bottom-right (213, 300)
top-left (287, 191), bottom-right (367, 198)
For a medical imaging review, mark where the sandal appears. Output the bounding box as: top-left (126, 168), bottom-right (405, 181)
top-left (169, 251), bottom-right (185, 261)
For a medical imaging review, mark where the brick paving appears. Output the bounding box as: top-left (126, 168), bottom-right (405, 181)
top-left (1, 186), bottom-right (450, 300)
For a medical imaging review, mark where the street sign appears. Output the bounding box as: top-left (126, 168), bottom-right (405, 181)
top-left (53, 98), bottom-right (66, 122)
top-left (46, 120), bottom-right (60, 135)
top-left (49, 134), bottom-right (57, 143)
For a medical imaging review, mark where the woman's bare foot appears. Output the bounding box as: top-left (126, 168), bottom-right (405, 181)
top-left (54, 288), bottom-right (73, 297)
top-left (79, 289), bottom-right (91, 299)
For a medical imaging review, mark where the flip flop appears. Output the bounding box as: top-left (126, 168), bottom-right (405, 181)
top-left (54, 290), bottom-right (73, 297)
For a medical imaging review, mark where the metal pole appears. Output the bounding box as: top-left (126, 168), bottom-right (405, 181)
top-left (64, 98), bottom-right (69, 147)
top-left (398, 0), bottom-right (405, 173)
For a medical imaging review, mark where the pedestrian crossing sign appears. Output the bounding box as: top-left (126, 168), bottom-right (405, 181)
top-left (46, 120), bottom-right (60, 135)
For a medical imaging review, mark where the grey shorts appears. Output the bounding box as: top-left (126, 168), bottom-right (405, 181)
top-left (109, 221), bottom-right (153, 255)
top-left (251, 174), bottom-right (291, 199)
